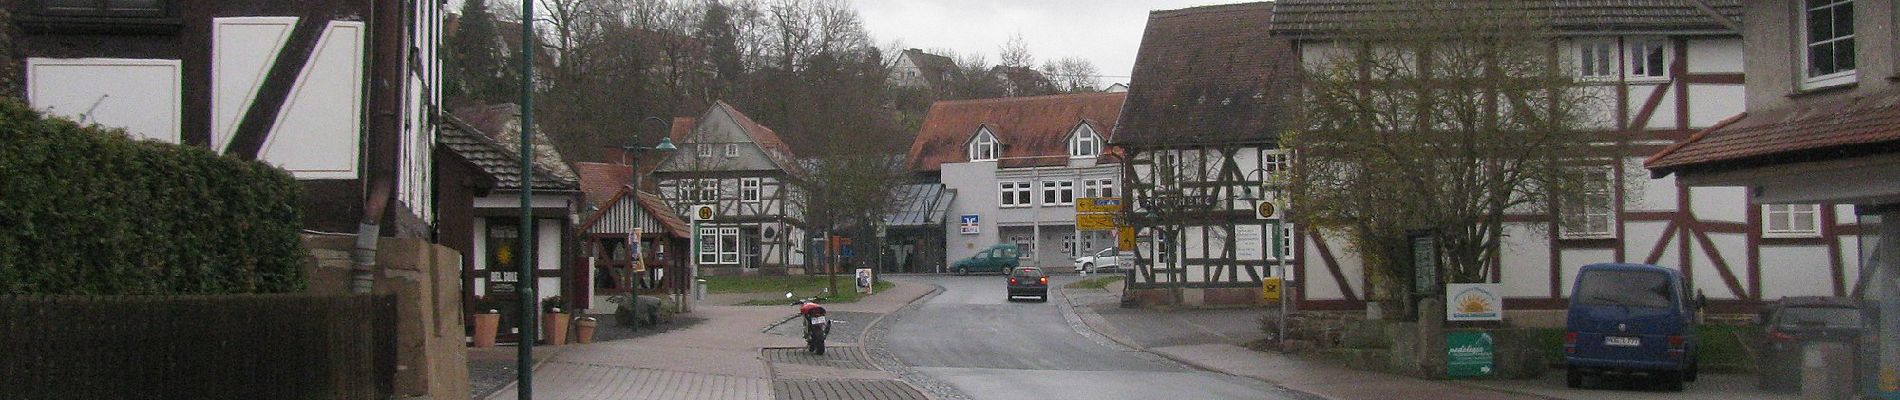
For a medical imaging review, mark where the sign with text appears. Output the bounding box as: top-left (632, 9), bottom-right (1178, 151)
top-left (1076, 213), bottom-right (1117, 231)
top-left (1076, 197), bottom-right (1125, 213)
top-left (1412, 233), bottom-right (1437, 295)
top-left (1117, 226), bottom-right (1136, 250)
top-left (1446, 283), bottom-right (1505, 321)
top-left (1235, 225), bottom-right (1265, 260)
top-left (1447, 331), bottom-right (1496, 378)
top-left (959, 214), bottom-right (980, 235)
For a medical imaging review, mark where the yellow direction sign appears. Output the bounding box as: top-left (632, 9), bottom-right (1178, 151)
top-left (1117, 226), bottom-right (1136, 250)
top-left (1262, 277), bottom-right (1283, 303)
top-left (1076, 213), bottom-right (1116, 231)
top-left (1076, 197), bottom-right (1125, 213)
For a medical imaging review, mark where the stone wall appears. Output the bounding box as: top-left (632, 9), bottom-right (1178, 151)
top-left (305, 235), bottom-right (470, 400)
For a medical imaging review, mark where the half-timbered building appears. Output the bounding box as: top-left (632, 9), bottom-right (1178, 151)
top-left (909, 93), bottom-right (1128, 271)
top-left (655, 101), bottom-right (809, 275)
top-left (1115, 3), bottom-right (1300, 306)
top-left (1270, 0), bottom-right (1866, 317)
top-left (574, 161), bottom-right (691, 311)
top-left (10, 0), bottom-right (445, 236)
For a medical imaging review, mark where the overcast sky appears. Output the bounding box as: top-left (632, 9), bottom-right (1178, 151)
top-left (848, 0), bottom-right (1247, 86)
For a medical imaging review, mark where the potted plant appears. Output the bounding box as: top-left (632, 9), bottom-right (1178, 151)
top-left (574, 316), bottom-right (598, 344)
top-left (542, 295), bottom-right (569, 345)
top-left (471, 296), bottom-right (500, 347)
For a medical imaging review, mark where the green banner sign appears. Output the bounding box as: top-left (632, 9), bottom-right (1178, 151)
top-left (1447, 331), bottom-right (1494, 378)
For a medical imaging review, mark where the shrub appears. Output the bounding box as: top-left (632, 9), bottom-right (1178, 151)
top-left (0, 99), bottom-right (306, 294)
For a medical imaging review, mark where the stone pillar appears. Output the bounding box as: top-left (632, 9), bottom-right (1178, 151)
top-left (1417, 297), bottom-right (1447, 378)
top-left (1874, 211), bottom-right (1899, 397)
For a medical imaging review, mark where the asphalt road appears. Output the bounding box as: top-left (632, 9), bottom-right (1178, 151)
top-left (882, 274), bottom-right (1305, 400)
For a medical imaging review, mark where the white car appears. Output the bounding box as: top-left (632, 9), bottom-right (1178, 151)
top-left (1072, 248), bottom-right (1126, 273)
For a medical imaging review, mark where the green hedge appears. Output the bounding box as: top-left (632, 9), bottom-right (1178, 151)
top-left (0, 99), bottom-right (307, 294)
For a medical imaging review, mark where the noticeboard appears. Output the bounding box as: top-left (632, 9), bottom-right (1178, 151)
top-left (1447, 331), bottom-right (1495, 378)
top-left (1411, 232), bottom-right (1437, 295)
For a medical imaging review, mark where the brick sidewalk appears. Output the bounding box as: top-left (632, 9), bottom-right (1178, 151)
top-left (484, 280), bottom-right (935, 400)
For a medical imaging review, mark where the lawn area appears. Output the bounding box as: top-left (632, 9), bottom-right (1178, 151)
top-left (1527, 324), bottom-right (1759, 372)
top-left (1064, 276), bottom-right (1120, 290)
top-left (702, 275), bottom-right (894, 305)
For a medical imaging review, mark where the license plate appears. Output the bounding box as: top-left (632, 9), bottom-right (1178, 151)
top-left (1604, 336), bottom-right (1640, 347)
top-left (810, 316), bottom-right (827, 325)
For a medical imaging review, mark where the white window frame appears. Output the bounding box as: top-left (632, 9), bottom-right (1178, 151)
top-left (1001, 181), bottom-right (1031, 208)
top-left (1083, 178), bottom-right (1115, 199)
top-left (719, 227), bottom-right (740, 265)
top-left (969, 128), bottom-right (998, 162)
top-left (1763, 204), bottom-right (1823, 238)
top-left (725, 143), bottom-right (738, 157)
top-left (1576, 39), bottom-right (1617, 79)
top-left (1626, 37), bottom-right (1669, 80)
top-left (1802, 0), bottom-right (1857, 89)
top-left (1560, 169), bottom-right (1617, 239)
top-left (1063, 234), bottom-right (1077, 257)
top-left (698, 143), bottom-right (712, 158)
top-left (695, 179), bottom-right (720, 201)
top-left (697, 227), bottom-right (718, 264)
top-left (740, 178), bottom-right (761, 202)
top-left (1070, 124), bottom-right (1099, 158)
top-left (1279, 223), bottom-right (1297, 261)
top-left (1042, 180), bottom-right (1074, 206)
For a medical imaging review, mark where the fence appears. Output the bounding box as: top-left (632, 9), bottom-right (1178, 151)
top-left (0, 293), bottom-right (397, 399)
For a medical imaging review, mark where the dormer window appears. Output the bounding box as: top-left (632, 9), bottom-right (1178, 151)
top-left (1070, 124), bottom-right (1100, 158)
top-left (969, 128), bottom-right (998, 162)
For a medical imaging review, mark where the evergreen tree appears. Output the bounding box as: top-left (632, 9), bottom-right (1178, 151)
top-left (445, 0), bottom-right (516, 106)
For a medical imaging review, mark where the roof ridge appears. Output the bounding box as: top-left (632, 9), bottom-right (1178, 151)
top-left (932, 92), bottom-right (1127, 106)
top-left (1151, 1), bottom-right (1273, 18)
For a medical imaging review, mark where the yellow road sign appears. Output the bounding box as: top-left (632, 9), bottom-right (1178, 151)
top-left (1117, 226), bottom-right (1136, 250)
top-left (1262, 277), bottom-right (1283, 303)
top-left (1076, 213), bottom-right (1116, 231)
top-left (1076, 197), bottom-right (1125, 213)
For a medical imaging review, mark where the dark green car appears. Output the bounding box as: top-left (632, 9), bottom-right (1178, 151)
top-left (952, 244), bottom-right (1020, 275)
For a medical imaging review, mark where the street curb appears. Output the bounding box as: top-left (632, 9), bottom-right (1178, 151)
top-left (477, 345), bottom-right (569, 400)
top-left (1054, 284), bottom-right (1331, 400)
top-left (854, 281), bottom-right (946, 400)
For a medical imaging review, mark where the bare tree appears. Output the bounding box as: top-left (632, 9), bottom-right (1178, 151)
top-left (1041, 56), bottom-right (1101, 93)
top-left (1284, 1), bottom-right (1614, 302)
top-left (997, 32), bottom-right (1034, 69)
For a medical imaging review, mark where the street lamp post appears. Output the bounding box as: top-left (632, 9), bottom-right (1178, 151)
top-left (516, 0), bottom-right (537, 397)
top-left (620, 117), bottom-right (677, 297)
top-left (1237, 168), bottom-right (1286, 344)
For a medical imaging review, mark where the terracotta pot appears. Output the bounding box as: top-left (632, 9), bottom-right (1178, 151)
top-left (543, 311), bottom-right (570, 345)
top-left (575, 317), bottom-right (598, 344)
top-left (472, 311), bottom-right (500, 348)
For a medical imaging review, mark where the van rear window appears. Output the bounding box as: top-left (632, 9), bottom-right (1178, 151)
top-left (1576, 270), bottom-right (1674, 309)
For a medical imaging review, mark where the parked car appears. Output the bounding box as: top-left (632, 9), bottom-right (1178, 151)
top-left (1072, 248), bottom-right (1125, 273)
top-left (1564, 263), bottom-right (1699, 391)
top-left (1756, 296), bottom-right (1865, 392)
top-left (952, 243), bottom-right (1020, 275)
top-left (1006, 267), bottom-right (1048, 302)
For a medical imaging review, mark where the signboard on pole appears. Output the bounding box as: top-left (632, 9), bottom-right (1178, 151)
top-left (1446, 283), bottom-right (1504, 321)
top-left (1117, 226), bottom-right (1136, 250)
top-left (1447, 331), bottom-right (1496, 378)
top-left (959, 214), bottom-right (980, 235)
top-left (691, 205), bottom-right (716, 222)
top-left (1235, 224), bottom-right (1265, 260)
top-left (1076, 213), bottom-right (1117, 231)
top-left (1076, 197), bottom-right (1125, 213)
top-left (1261, 277), bottom-right (1283, 303)
top-left (1411, 232), bottom-right (1437, 295)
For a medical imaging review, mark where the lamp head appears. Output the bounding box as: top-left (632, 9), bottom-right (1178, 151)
top-left (653, 137), bottom-right (678, 152)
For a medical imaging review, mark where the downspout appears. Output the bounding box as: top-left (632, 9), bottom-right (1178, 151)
top-left (353, 0), bottom-right (407, 295)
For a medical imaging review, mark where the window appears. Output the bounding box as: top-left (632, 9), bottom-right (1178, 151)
top-left (1070, 125), bottom-right (1100, 157)
top-left (694, 179), bottom-right (720, 201)
top-left (1157, 152), bottom-right (1179, 186)
top-left (1012, 236), bottom-right (1033, 259)
top-left (1764, 204), bottom-right (1822, 237)
top-left (1063, 235), bottom-right (1077, 257)
top-left (740, 178), bottom-right (761, 202)
top-left (1042, 180), bottom-right (1075, 206)
top-left (1577, 39), bottom-right (1616, 78)
top-left (1000, 181), bottom-right (1031, 207)
top-left (698, 143), bottom-right (712, 158)
top-left (1627, 38), bottom-right (1668, 79)
top-left (30, 0), bottom-right (166, 17)
top-left (1083, 178), bottom-right (1115, 198)
top-left (719, 227), bottom-right (740, 264)
top-left (698, 227), bottom-right (742, 265)
top-left (969, 129), bottom-right (998, 162)
top-left (725, 143), bottom-right (738, 157)
top-left (1561, 171), bottom-right (1616, 238)
top-left (698, 227), bottom-right (718, 264)
top-left (1280, 223), bottom-right (1297, 261)
top-left (1262, 150), bottom-right (1293, 185)
top-left (1803, 0), bottom-right (1856, 88)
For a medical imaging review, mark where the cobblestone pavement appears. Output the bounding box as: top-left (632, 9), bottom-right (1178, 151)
top-left (763, 311), bottom-right (878, 344)
top-left (771, 379), bottom-right (928, 400)
top-left (860, 283), bottom-right (973, 400)
top-left (762, 346), bottom-right (878, 370)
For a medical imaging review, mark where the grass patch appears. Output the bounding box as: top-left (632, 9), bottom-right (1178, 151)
top-left (1525, 324), bottom-right (1758, 372)
top-left (703, 275), bottom-right (893, 304)
top-left (1064, 276), bottom-right (1120, 290)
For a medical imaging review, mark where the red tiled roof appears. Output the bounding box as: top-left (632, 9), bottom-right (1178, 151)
top-left (906, 92), bottom-right (1127, 172)
top-left (574, 162), bottom-right (634, 208)
top-left (1271, 0), bottom-right (1742, 37)
top-left (1115, 2), bottom-right (1297, 147)
top-left (1647, 89), bottom-right (1900, 174)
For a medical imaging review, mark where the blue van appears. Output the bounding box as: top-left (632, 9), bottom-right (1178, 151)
top-left (1564, 263), bottom-right (1698, 391)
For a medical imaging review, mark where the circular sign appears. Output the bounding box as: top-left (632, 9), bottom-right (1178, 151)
top-left (1256, 201), bottom-right (1276, 219)
top-left (696, 206), bottom-right (714, 221)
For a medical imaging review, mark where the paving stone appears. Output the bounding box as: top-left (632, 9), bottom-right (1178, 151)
top-left (772, 379), bottom-right (927, 400)
top-left (762, 346), bottom-right (876, 370)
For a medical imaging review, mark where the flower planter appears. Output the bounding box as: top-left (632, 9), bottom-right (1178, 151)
top-left (543, 310), bottom-right (570, 345)
top-left (575, 317), bottom-right (598, 344)
top-left (472, 310), bottom-right (500, 348)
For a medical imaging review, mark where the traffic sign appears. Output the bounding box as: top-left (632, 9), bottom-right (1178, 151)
top-left (1076, 197), bottom-right (1125, 213)
top-left (1117, 226), bottom-right (1135, 250)
top-left (1262, 277), bottom-right (1282, 303)
top-left (1255, 201), bottom-right (1276, 219)
top-left (691, 205), bottom-right (716, 221)
top-left (1075, 213), bottom-right (1116, 231)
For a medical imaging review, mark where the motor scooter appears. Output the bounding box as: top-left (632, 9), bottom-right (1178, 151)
top-left (786, 292), bottom-right (831, 355)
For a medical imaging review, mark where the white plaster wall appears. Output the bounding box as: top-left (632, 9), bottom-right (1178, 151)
top-left (25, 58), bottom-right (181, 143)
top-left (1690, 186), bottom-right (1748, 223)
top-left (1625, 84), bottom-right (1680, 130)
top-left (211, 17), bottom-right (297, 152)
top-left (538, 219), bottom-right (562, 271)
top-left (1841, 236), bottom-right (1862, 291)
top-left (1687, 85), bottom-right (1746, 127)
top-left (1559, 249), bottom-right (1613, 297)
top-left (259, 21), bottom-right (365, 179)
top-left (1686, 38), bottom-right (1744, 74)
top-left (1688, 232), bottom-right (1745, 299)
top-left (1624, 220), bottom-right (1670, 262)
top-left (1301, 230), bottom-right (1364, 301)
top-left (1633, 167), bottom-right (1679, 212)
top-left (474, 217), bottom-right (488, 297)
top-left (1499, 223), bottom-right (1553, 298)
top-left (1759, 245), bottom-right (1833, 300)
